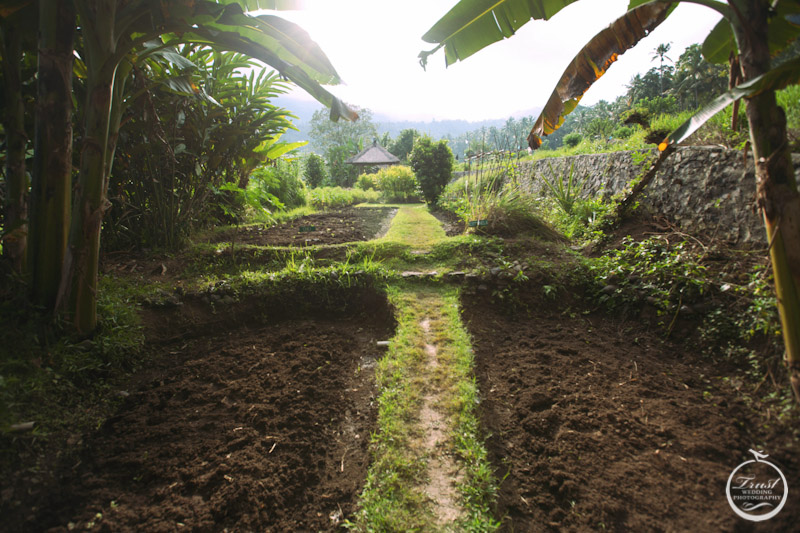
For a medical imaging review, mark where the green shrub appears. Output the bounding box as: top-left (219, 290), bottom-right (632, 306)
top-left (375, 165), bottom-right (419, 202)
top-left (306, 186), bottom-right (380, 209)
top-left (409, 136), bottom-right (454, 204)
top-left (356, 172), bottom-right (378, 190)
top-left (249, 160), bottom-right (307, 211)
top-left (303, 153), bottom-right (327, 188)
top-left (563, 133), bottom-right (582, 148)
top-left (612, 126), bottom-right (633, 139)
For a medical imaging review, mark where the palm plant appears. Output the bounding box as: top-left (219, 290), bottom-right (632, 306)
top-left (421, 0), bottom-right (800, 401)
top-left (652, 42), bottom-right (674, 92)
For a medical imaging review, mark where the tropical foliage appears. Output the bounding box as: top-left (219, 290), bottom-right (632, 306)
top-left (0, 0), bottom-right (353, 333)
top-left (423, 0), bottom-right (800, 401)
top-left (104, 48), bottom-right (298, 250)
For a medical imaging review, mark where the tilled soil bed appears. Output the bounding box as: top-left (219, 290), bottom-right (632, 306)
top-left (6, 309), bottom-right (392, 532)
top-left (462, 292), bottom-right (799, 532)
top-left (211, 207), bottom-right (396, 246)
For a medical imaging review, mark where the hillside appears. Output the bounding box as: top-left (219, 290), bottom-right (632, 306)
top-left (274, 96), bottom-right (541, 151)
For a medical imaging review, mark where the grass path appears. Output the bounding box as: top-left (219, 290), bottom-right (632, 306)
top-left (377, 204), bottom-right (447, 252)
top-left (350, 206), bottom-right (498, 531)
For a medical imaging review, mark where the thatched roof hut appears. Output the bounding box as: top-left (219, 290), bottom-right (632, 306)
top-left (346, 140), bottom-right (400, 168)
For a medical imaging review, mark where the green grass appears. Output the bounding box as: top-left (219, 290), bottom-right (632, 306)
top-left (0, 274), bottom-right (147, 463)
top-left (349, 284), bottom-right (498, 532)
top-left (378, 205), bottom-right (447, 251)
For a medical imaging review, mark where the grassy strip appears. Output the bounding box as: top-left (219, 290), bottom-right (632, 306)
top-left (350, 284), bottom-right (498, 531)
top-left (350, 285), bottom-right (436, 530)
top-left (378, 205), bottom-right (447, 251)
top-left (438, 288), bottom-right (500, 531)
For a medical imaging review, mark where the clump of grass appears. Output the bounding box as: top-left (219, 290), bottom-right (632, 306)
top-left (441, 153), bottom-right (562, 241)
top-left (481, 186), bottom-right (564, 240)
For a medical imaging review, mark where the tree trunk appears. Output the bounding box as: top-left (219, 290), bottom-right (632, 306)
top-left (58, 0), bottom-right (120, 334)
top-left (29, 0), bottom-right (75, 310)
top-left (61, 76), bottom-right (113, 334)
top-left (0, 22), bottom-right (28, 274)
top-left (737, 1), bottom-right (800, 402)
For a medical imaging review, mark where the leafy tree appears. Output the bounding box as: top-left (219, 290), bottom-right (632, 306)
top-left (326, 140), bottom-right (362, 187)
top-left (308, 105), bottom-right (376, 185)
top-left (672, 43), bottom-right (728, 110)
top-left (388, 128), bottom-right (419, 162)
top-left (626, 68), bottom-right (668, 102)
top-left (303, 153), bottom-right (327, 188)
top-left (308, 105), bottom-right (376, 156)
top-left (421, 0), bottom-right (800, 400)
top-left (104, 49), bottom-right (297, 250)
top-left (563, 132), bottom-right (582, 148)
top-left (409, 136), bottom-right (454, 204)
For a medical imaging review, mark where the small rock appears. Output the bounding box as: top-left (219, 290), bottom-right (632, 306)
top-left (679, 305), bottom-right (694, 315)
top-left (477, 284), bottom-right (488, 291)
top-left (489, 267), bottom-right (502, 277)
top-left (600, 285), bottom-right (618, 294)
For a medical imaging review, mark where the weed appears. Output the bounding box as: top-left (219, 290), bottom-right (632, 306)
top-left (540, 161), bottom-right (586, 215)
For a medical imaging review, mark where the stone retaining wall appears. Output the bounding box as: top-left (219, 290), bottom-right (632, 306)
top-left (514, 146), bottom-right (800, 246)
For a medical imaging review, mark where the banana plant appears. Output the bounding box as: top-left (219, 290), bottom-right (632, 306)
top-left (52, 0), bottom-right (356, 333)
top-left (422, 0), bottom-right (800, 401)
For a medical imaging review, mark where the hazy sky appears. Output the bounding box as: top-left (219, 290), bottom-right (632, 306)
top-left (274, 0), bottom-right (722, 122)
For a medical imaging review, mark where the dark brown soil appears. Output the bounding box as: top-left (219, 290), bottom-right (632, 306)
top-left (429, 208), bottom-right (465, 237)
top-left (462, 292), bottom-right (799, 532)
top-left (4, 306), bottom-right (392, 532)
top-left (210, 207), bottom-right (396, 246)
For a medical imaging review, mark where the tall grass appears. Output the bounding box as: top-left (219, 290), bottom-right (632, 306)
top-left (440, 154), bottom-right (562, 240)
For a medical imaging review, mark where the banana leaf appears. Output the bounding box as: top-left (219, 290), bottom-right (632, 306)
top-left (419, 0), bottom-right (582, 68)
top-left (120, 0), bottom-right (357, 121)
top-left (701, 1), bottom-right (800, 64)
top-left (528, 2), bottom-right (673, 149)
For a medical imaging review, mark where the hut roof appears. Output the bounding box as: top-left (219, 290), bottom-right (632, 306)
top-left (346, 141), bottom-right (400, 165)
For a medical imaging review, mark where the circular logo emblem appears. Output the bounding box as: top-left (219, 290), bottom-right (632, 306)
top-left (726, 450), bottom-right (788, 522)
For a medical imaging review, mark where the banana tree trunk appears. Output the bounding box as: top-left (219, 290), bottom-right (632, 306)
top-left (60, 79), bottom-right (110, 333)
top-left (0, 22), bottom-right (28, 274)
top-left (58, 0), bottom-right (119, 334)
top-left (29, 0), bottom-right (74, 310)
top-left (737, 1), bottom-right (800, 401)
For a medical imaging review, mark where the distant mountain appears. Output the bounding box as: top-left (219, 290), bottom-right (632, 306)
top-left (273, 96), bottom-right (542, 152)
